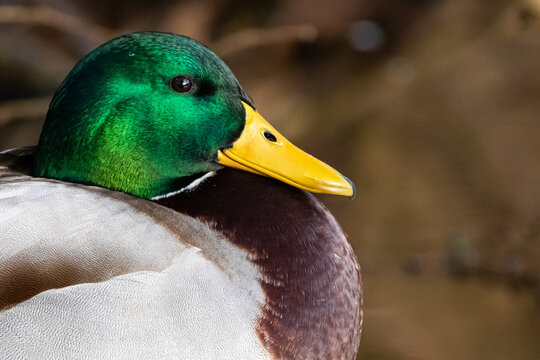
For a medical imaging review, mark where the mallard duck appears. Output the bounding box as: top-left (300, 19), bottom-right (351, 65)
top-left (0, 32), bottom-right (362, 360)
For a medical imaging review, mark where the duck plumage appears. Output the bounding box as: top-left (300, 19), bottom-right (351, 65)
top-left (0, 32), bottom-right (362, 360)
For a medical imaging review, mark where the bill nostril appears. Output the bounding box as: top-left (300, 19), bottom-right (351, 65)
top-left (263, 130), bottom-right (277, 142)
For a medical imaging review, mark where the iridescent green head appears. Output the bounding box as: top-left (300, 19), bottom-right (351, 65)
top-left (35, 32), bottom-right (355, 199)
top-left (35, 32), bottom-right (249, 198)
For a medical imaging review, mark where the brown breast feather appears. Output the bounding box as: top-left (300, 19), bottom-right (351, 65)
top-left (157, 168), bottom-right (363, 360)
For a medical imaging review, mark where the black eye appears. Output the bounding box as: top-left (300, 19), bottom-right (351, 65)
top-left (263, 130), bottom-right (277, 142)
top-left (171, 76), bottom-right (193, 93)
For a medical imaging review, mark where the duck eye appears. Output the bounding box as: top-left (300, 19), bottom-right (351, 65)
top-left (263, 130), bottom-right (277, 142)
top-left (171, 76), bottom-right (193, 93)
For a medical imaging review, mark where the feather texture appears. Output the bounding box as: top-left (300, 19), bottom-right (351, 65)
top-left (0, 149), bottom-right (270, 360)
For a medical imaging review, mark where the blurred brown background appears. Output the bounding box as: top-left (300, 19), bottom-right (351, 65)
top-left (1, 0), bottom-right (540, 359)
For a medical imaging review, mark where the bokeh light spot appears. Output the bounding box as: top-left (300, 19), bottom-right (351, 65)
top-left (348, 20), bottom-right (385, 52)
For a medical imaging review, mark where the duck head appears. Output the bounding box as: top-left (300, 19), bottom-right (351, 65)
top-left (34, 32), bottom-right (354, 199)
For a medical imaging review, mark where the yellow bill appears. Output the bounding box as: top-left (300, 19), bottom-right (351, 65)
top-left (217, 102), bottom-right (355, 197)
